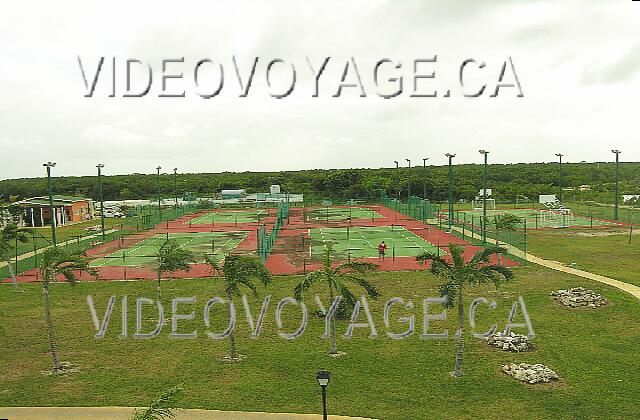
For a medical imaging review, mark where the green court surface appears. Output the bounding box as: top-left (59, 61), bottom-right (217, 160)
top-left (309, 225), bottom-right (441, 259)
top-left (458, 208), bottom-right (617, 229)
top-left (306, 207), bottom-right (383, 222)
top-left (91, 231), bottom-right (248, 267)
top-left (187, 210), bottom-right (269, 225)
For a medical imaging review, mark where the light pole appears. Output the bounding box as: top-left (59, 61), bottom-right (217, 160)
top-left (445, 153), bottom-right (455, 231)
top-left (156, 166), bottom-right (162, 221)
top-left (43, 162), bottom-right (57, 245)
top-left (173, 168), bottom-right (178, 215)
top-left (393, 160), bottom-right (399, 201)
top-left (479, 150), bottom-right (489, 243)
top-left (612, 149), bottom-right (621, 221)
top-left (405, 158), bottom-right (411, 200)
top-left (422, 158), bottom-right (429, 199)
top-left (555, 153), bottom-right (564, 202)
top-left (97, 164), bottom-right (106, 242)
top-left (316, 369), bottom-right (331, 420)
top-left (422, 157), bottom-right (429, 222)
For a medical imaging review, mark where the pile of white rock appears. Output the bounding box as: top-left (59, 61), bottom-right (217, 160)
top-left (502, 363), bottom-right (559, 384)
top-left (487, 332), bottom-right (534, 352)
top-left (550, 287), bottom-right (607, 308)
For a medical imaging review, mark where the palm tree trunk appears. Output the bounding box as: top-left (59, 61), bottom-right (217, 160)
top-left (7, 257), bottom-right (18, 292)
top-left (454, 286), bottom-right (464, 378)
top-left (329, 288), bottom-right (338, 354)
top-left (156, 270), bottom-right (162, 302)
top-left (42, 280), bottom-right (62, 371)
top-left (227, 289), bottom-right (237, 359)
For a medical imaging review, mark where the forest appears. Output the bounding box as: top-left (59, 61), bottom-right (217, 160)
top-left (1, 162), bottom-right (639, 205)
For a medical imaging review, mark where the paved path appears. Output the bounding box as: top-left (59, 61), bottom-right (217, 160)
top-left (0, 229), bottom-right (117, 269)
top-left (0, 407), bottom-right (375, 420)
top-left (448, 226), bottom-right (640, 301)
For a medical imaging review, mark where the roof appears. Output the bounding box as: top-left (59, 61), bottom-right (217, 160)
top-left (17, 195), bottom-right (92, 207)
top-left (32, 195), bottom-right (91, 202)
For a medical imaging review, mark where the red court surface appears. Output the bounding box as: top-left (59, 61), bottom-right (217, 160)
top-left (3, 206), bottom-right (517, 284)
top-left (264, 205), bottom-right (518, 275)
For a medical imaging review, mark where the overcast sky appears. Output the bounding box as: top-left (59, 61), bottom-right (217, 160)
top-left (1, 0), bottom-right (639, 180)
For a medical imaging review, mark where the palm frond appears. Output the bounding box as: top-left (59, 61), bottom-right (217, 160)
top-left (131, 385), bottom-right (182, 420)
top-left (469, 245), bottom-right (507, 266)
top-left (447, 243), bottom-right (466, 268)
top-left (336, 261), bottom-right (378, 274)
top-left (438, 282), bottom-right (458, 308)
top-left (294, 270), bottom-right (324, 301)
top-left (343, 275), bottom-right (380, 299)
top-left (334, 278), bottom-right (358, 307)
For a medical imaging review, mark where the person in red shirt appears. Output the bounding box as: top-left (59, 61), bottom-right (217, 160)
top-left (377, 241), bottom-right (387, 260)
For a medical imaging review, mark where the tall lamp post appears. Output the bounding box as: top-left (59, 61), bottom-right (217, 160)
top-left (173, 168), bottom-right (178, 215)
top-left (612, 149), bottom-right (621, 221)
top-left (97, 164), bottom-right (106, 242)
top-left (422, 157), bottom-right (429, 222)
top-left (316, 369), bottom-right (331, 420)
top-left (405, 158), bottom-right (412, 200)
top-left (156, 166), bottom-right (162, 221)
top-left (43, 162), bottom-right (57, 245)
top-left (445, 153), bottom-right (456, 231)
top-left (555, 153), bottom-right (564, 202)
top-left (479, 150), bottom-right (489, 243)
top-left (422, 157), bottom-right (429, 199)
top-left (393, 160), bottom-right (399, 201)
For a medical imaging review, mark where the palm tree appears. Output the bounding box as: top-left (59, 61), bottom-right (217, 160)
top-left (492, 213), bottom-right (522, 265)
top-left (155, 240), bottom-right (195, 301)
top-left (0, 224), bottom-right (30, 291)
top-left (294, 245), bottom-right (379, 355)
top-left (493, 213), bottom-right (523, 245)
top-left (416, 243), bottom-right (513, 378)
top-left (39, 246), bottom-right (97, 372)
top-left (204, 254), bottom-right (271, 360)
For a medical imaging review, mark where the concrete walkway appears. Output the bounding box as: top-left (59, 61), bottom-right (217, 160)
top-left (0, 229), bottom-right (117, 269)
top-left (0, 407), bottom-right (376, 420)
top-left (447, 226), bottom-right (640, 301)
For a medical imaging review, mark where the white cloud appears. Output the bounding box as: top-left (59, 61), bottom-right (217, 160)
top-left (81, 125), bottom-right (147, 144)
top-left (162, 122), bottom-right (191, 138)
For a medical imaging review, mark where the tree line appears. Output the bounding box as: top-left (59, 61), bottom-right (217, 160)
top-left (1, 162), bottom-right (639, 204)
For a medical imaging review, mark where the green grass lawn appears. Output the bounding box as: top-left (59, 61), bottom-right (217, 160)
top-left (306, 207), bottom-right (383, 222)
top-left (309, 225), bottom-right (441, 259)
top-left (1, 267), bottom-right (639, 419)
top-left (457, 209), bottom-right (616, 229)
top-left (527, 227), bottom-right (640, 287)
top-left (187, 210), bottom-right (270, 225)
top-left (7, 218), bottom-right (125, 256)
top-left (91, 231), bottom-right (248, 267)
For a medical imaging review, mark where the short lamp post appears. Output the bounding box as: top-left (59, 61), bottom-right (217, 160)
top-left (612, 149), bottom-right (621, 221)
top-left (43, 162), bottom-right (57, 245)
top-left (316, 369), bottom-right (331, 420)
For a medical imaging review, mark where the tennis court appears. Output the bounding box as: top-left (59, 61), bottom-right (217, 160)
top-left (458, 208), bottom-right (617, 229)
top-left (91, 231), bottom-right (248, 267)
top-left (306, 207), bottom-right (384, 222)
top-left (187, 210), bottom-right (270, 225)
top-left (308, 225), bottom-right (442, 259)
